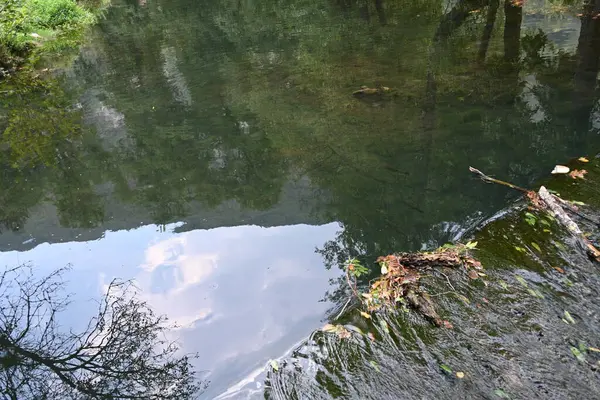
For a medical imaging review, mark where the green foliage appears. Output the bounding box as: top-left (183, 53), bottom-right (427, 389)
top-left (0, 0), bottom-right (104, 73)
top-left (344, 258), bottom-right (369, 278)
top-left (25, 0), bottom-right (94, 29)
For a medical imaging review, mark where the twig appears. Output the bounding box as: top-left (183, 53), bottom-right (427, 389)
top-left (469, 167), bottom-right (600, 262)
top-left (439, 271), bottom-right (456, 292)
top-left (469, 166), bottom-right (529, 193)
top-left (345, 269), bottom-right (361, 299)
top-left (428, 291), bottom-right (456, 297)
top-left (334, 297), bottom-right (353, 321)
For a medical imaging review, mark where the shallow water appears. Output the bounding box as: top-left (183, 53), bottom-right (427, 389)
top-left (2, 0), bottom-right (600, 398)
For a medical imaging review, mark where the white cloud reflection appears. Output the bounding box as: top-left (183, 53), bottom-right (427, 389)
top-left (0, 222), bottom-right (342, 398)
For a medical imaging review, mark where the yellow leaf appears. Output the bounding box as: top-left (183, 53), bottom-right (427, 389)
top-left (578, 157), bottom-right (589, 163)
top-left (456, 372), bottom-right (465, 378)
top-left (360, 311), bottom-right (372, 319)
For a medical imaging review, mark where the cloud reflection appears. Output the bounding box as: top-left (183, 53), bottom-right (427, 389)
top-left (0, 222), bottom-right (341, 398)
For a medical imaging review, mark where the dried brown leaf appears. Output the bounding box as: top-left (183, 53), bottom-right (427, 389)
top-left (569, 169), bottom-right (587, 179)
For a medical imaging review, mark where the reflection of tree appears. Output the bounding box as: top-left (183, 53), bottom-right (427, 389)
top-left (478, 0), bottom-right (499, 63)
top-left (0, 265), bottom-right (203, 399)
top-left (0, 74), bottom-right (108, 231)
top-left (78, 1), bottom-right (289, 223)
top-left (504, 0), bottom-right (523, 62)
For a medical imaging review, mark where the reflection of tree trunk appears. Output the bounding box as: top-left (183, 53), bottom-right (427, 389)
top-left (375, 0), bottom-right (387, 25)
top-left (575, 0), bottom-right (600, 97)
top-left (435, 0), bottom-right (489, 42)
top-left (503, 0), bottom-right (522, 62)
top-left (477, 0), bottom-right (499, 64)
top-left (573, 0), bottom-right (600, 133)
top-left (420, 70), bottom-right (437, 196)
top-left (359, 0), bottom-right (370, 21)
top-left (423, 72), bottom-right (437, 133)
top-left (425, 0), bottom-right (487, 197)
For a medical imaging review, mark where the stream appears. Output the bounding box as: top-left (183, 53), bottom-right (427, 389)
top-left (1, 0), bottom-right (600, 398)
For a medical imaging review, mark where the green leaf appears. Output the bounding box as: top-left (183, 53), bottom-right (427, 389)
top-left (531, 242), bottom-right (541, 252)
top-left (465, 241), bottom-right (478, 249)
top-left (515, 275), bottom-right (528, 287)
top-left (571, 346), bottom-right (586, 363)
top-left (514, 246), bottom-right (526, 253)
top-left (564, 310), bottom-right (576, 324)
top-left (540, 219), bottom-right (551, 227)
top-left (571, 200), bottom-right (585, 206)
top-left (525, 218), bottom-right (536, 226)
top-left (440, 364), bottom-right (452, 374)
top-left (524, 213), bottom-right (537, 226)
top-left (454, 294), bottom-right (470, 304)
top-left (369, 360), bottom-right (381, 372)
top-left (493, 389), bottom-right (511, 399)
top-left (528, 289), bottom-right (544, 299)
top-left (498, 280), bottom-right (509, 290)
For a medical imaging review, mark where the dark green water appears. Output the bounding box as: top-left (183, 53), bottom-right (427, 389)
top-left (1, 0), bottom-right (600, 398)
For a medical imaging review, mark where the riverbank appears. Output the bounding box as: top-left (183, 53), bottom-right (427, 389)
top-left (0, 0), bottom-right (109, 78)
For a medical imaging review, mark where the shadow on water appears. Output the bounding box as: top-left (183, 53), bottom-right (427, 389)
top-left (2, 0), bottom-right (600, 398)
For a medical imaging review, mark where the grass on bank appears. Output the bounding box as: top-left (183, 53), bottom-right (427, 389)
top-left (0, 0), bottom-right (108, 73)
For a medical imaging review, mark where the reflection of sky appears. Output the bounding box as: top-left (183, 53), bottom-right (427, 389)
top-left (0, 222), bottom-right (342, 399)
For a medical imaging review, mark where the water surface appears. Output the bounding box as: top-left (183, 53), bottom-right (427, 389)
top-left (2, 0), bottom-right (600, 397)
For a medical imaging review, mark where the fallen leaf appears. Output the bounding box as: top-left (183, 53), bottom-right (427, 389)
top-left (456, 371), bottom-right (465, 378)
top-left (337, 327), bottom-right (351, 339)
top-left (493, 389), bottom-right (511, 399)
top-left (465, 241), bottom-right (478, 249)
top-left (578, 157), bottom-right (589, 163)
top-left (360, 311), bottom-right (372, 319)
top-left (552, 266), bottom-right (565, 274)
top-left (442, 320), bottom-right (454, 329)
top-left (367, 332), bottom-right (376, 341)
top-left (468, 269), bottom-right (479, 280)
top-left (571, 346), bottom-right (586, 363)
top-left (369, 360), bottom-right (381, 372)
top-left (528, 288), bottom-right (545, 299)
top-left (551, 165), bottom-right (570, 174)
top-left (564, 310), bottom-right (576, 324)
top-left (322, 324), bottom-right (337, 333)
top-left (269, 360), bottom-right (279, 371)
top-left (569, 169), bottom-right (587, 179)
top-left (588, 347), bottom-right (600, 353)
top-left (455, 294), bottom-right (470, 304)
top-left (515, 275), bottom-right (528, 287)
top-left (440, 364), bottom-right (452, 374)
